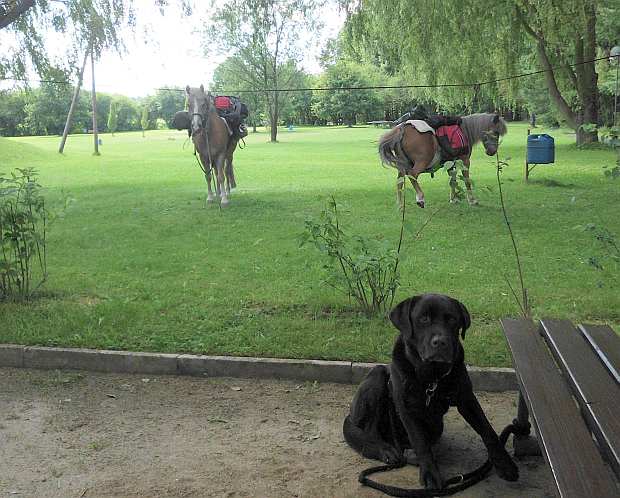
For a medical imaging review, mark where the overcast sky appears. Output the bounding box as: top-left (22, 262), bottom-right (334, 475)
top-left (1, 1), bottom-right (345, 97)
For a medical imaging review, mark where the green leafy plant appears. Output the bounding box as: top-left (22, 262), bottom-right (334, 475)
top-left (0, 168), bottom-right (52, 300)
top-left (300, 193), bottom-right (438, 317)
top-left (300, 197), bottom-right (400, 317)
top-left (579, 223), bottom-right (620, 286)
top-left (494, 154), bottom-right (531, 318)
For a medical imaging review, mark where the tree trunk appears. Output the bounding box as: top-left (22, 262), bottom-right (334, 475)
top-left (517, 5), bottom-right (599, 146)
top-left (269, 91), bottom-right (279, 142)
top-left (91, 47), bottom-right (100, 156)
top-left (0, 0), bottom-right (35, 30)
top-left (575, 1), bottom-right (599, 144)
top-left (59, 47), bottom-right (89, 153)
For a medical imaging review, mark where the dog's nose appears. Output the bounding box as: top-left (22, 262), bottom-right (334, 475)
top-left (430, 335), bottom-right (448, 350)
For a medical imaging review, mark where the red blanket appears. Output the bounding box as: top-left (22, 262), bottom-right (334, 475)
top-left (436, 125), bottom-right (468, 155)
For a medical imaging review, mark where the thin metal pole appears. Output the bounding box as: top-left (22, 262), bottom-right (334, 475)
top-left (59, 47), bottom-right (89, 153)
top-left (91, 45), bottom-right (100, 156)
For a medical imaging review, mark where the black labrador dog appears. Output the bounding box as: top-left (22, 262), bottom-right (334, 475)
top-left (343, 294), bottom-right (518, 489)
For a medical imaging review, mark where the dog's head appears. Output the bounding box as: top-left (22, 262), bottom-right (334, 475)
top-left (390, 294), bottom-right (470, 374)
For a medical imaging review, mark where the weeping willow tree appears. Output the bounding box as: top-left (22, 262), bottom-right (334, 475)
top-left (341, 0), bottom-right (619, 144)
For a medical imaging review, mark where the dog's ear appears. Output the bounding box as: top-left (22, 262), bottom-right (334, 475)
top-left (389, 296), bottom-right (422, 334)
top-left (451, 298), bottom-right (471, 339)
top-left (493, 114), bottom-right (500, 124)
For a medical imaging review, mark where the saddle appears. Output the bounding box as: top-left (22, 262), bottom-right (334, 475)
top-left (214, 95), bottom-right (249, 139)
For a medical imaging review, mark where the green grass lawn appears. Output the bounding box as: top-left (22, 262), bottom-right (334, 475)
top-left (0, 124), bottom-right (618, 367)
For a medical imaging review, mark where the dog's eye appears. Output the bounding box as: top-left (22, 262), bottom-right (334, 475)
top-left (419, 315), bottom-right (430, 324)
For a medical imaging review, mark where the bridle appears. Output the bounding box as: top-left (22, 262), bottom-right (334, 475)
top-left (188, 92), bottom-right (213, 177)
top-left (191, 112), bottom-right (206, 132)
top-left (481, 130), bottom-right (500, 154)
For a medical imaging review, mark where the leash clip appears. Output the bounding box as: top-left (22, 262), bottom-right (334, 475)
top-left (425, 381), bottom-right (438, 407)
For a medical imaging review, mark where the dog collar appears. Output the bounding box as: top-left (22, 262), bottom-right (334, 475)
top-left (425, 365), bottom-right (453, 407)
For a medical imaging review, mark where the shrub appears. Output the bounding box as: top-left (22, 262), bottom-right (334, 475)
top-left (0, 168), bottom-right (49, 300)
top-left (299, 197), bottom-right (400, 317)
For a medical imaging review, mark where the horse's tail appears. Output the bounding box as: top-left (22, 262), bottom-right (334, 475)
top-left (378, 125), bottom-right (410, 173)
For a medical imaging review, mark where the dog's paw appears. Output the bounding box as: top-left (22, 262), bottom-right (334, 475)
top-left (403, 448), bottom-right (419, 465)
top-left (490, 447), bottom-right (519, 482)
top-left (419, 459), bottom-right (444, 489)
top-left (379, 446), bottom-right (403, 465)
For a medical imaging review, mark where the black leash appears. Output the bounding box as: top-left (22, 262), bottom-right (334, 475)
top-left (358, 421), bottom-right (521, 497)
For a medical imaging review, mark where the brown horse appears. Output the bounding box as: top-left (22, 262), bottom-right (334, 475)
top-left (186, 85), bottom-right (238, 206)
top-left (379, 113), bottom-right (508, 208)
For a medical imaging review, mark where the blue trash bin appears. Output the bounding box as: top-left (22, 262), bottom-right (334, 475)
top-left (527, 134), bottom-right (554, 164)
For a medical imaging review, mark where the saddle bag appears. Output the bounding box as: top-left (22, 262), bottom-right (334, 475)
top-left (214, 95), bottom-right (233, 111)
top-left (436, 124), bottom-right (469, 160)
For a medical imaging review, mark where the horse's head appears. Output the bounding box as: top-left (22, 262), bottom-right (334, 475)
top-left (480, 114), bottom-right (507, 156)
top-left (186, 84), bottom-right (211, 135)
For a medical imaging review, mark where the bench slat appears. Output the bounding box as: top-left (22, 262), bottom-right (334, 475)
top-left (501, 318), bottom-right (619, 498)
top-left (578, 324), bottom-right (620, 384)
top-left (540, 319), bottom-right (620, 480)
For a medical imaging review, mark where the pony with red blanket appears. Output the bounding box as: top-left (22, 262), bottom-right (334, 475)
top-left (379, 113), bottom-right (507, 207)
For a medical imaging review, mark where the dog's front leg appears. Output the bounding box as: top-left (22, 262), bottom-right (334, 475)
top-left (457, 393), bottom-right (519, 481)
top-left (393, 396), bottom-right (444, 489)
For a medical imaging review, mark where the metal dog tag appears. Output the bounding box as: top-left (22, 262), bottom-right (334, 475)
top-left (425, 381), bottom-right (438, 407)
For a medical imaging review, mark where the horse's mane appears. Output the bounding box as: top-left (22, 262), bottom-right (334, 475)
top-left (461, 113), bottom-right (508, 146)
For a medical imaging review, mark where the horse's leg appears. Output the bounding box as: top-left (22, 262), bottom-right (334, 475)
top-left (200, 152), bottom-right (216, 204)
top-left (227, 141), bottom-right (237, 191)
top-left (399, 127), bottom-right (435, 208)
top-left (396, 170), bottom-right (405, 207)
top-left (216, 155), bottom-right (229, 206)
top-left (448, 165), bottom-right (459, 204)
top-left (226, 155), bottom-right (236, 193)
top-left (408, 162), bottom-right (429, 208)
top-left (461, 157), bottom-right (478, 206)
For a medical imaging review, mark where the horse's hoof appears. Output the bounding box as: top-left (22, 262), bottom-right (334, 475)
top-left (207, 195), bottom-right (216, 204)
top-left (416, 200), bottom-right (425, 208)
top-left (220, 198), bottom-right (230, 207)
top-left (468, 198), bottom-right (480, 206)
top-left (450, 197), bottom-right (460, 204)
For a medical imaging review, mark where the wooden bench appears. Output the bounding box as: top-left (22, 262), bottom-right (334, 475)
top-left (500, 318), bottom-right (619, 497)
top-left (366, 120), bottom-right (392, 128)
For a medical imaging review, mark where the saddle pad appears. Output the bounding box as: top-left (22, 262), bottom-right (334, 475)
top-left (404, 119), bottom-right (435, 134)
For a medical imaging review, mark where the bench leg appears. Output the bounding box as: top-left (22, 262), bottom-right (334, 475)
top-left (513, 392), bottom-right (542, 457)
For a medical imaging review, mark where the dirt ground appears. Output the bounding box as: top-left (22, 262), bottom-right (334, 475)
top-left (0, 367), bottom-right (555, 498)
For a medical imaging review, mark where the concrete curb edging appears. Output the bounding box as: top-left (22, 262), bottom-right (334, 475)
top-left (0, 344), bottom-right (517, 392)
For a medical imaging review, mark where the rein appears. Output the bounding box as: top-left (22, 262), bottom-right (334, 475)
top-left (358, 421), bottom-right (524, 497)
top-left (189, 102), bottom-right (214, 184)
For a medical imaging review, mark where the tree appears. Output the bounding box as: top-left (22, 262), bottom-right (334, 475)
top-left (212, 57), bottom-right (267, 132)
top-left (112, 95), bottom-right (140, 131)
top-left (312, 61), bottom-right (380, 126)
top-left (150, 88), bottom-right (186, 128)
top-left (203, 0), bottom-right (322, 142)
top-left (341, 0), bottom-right (620, 144)
top-left (140, 104), bottom-right (149, 137)
top-left (107, 100), bottom-right (118, 136)
top-left (22, 67), bottom-right (77, 135)
top-left (0, 89), bottom-right (28, 136)
top-left (0, 0), bottom-right (136, 80)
